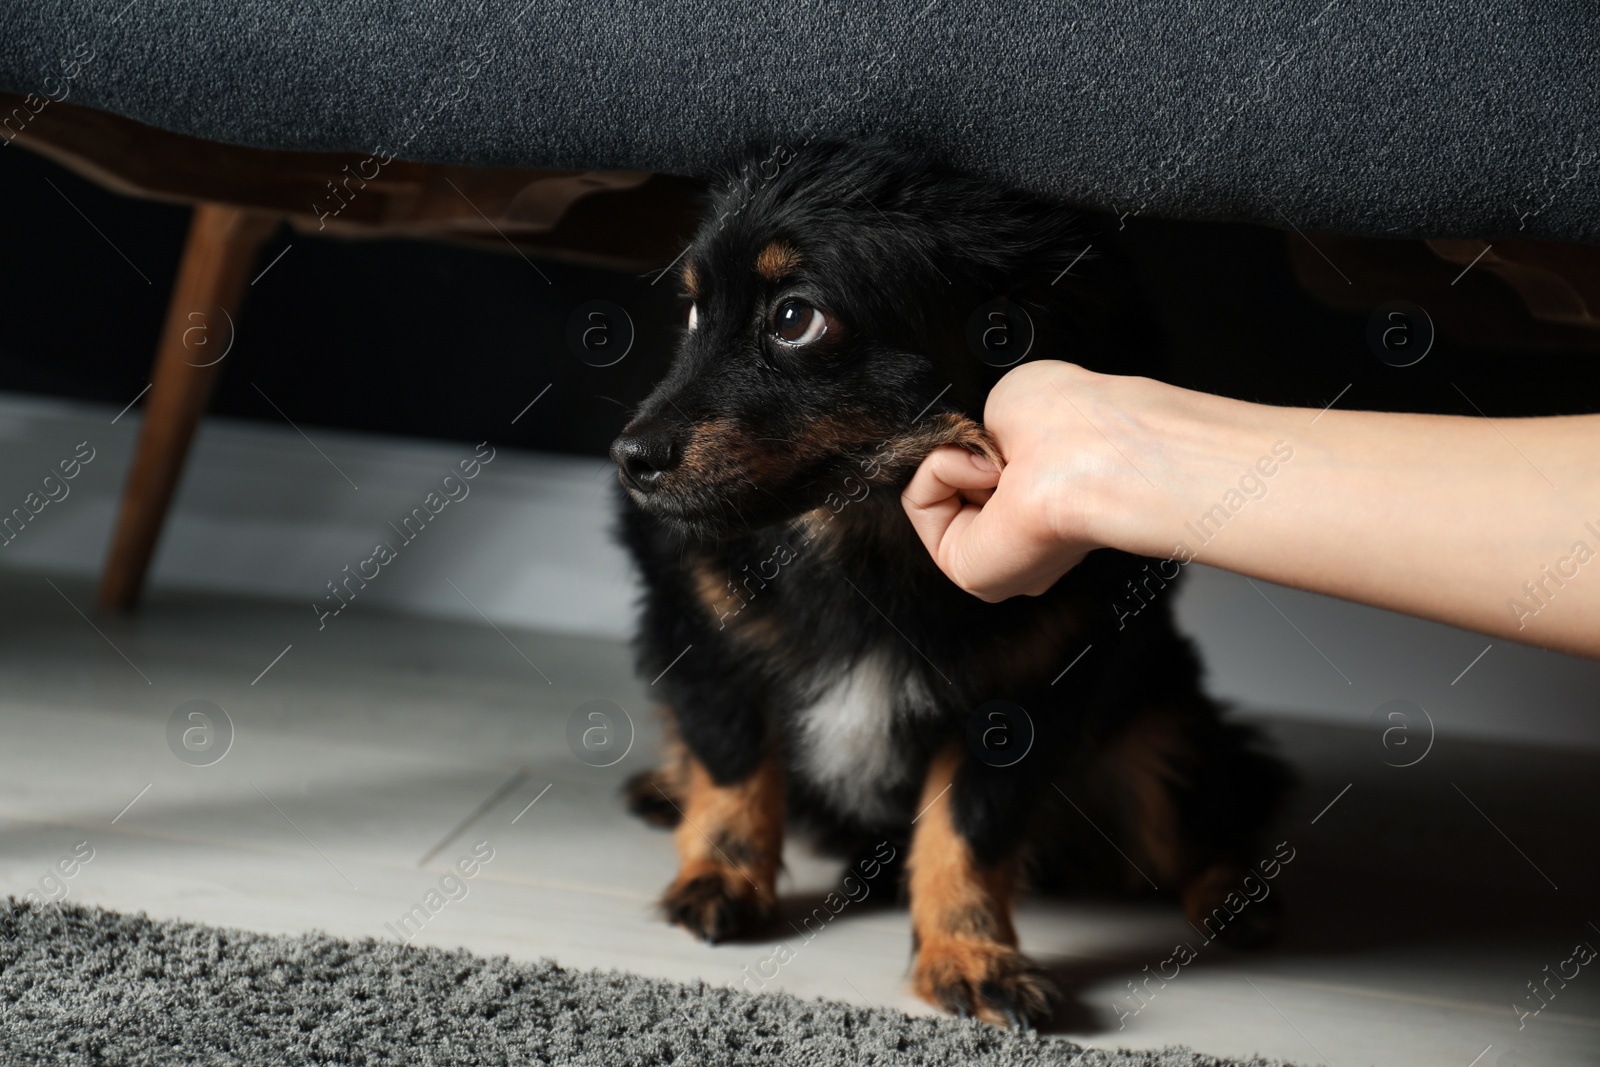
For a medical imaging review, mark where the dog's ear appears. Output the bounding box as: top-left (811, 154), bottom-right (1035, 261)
top-left (867, 413), bottom-right (1003, 487)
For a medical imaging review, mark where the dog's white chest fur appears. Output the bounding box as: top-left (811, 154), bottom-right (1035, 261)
top-left (791, 649), bottom-right (916, 824)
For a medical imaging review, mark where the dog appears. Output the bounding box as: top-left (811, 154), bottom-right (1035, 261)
top-left (611, 141), bottom-right (1292, 1027)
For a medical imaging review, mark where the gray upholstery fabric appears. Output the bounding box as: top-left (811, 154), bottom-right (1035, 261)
top-left (0, 900), bottom-right (1305, 1066)
top-left (2, 1), bottom-right (1598, 243)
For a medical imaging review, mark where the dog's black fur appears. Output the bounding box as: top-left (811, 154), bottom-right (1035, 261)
top-left (612, 142), bottom-right (1292, 1027)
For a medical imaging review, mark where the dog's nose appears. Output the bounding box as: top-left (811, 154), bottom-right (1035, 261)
top-left (610, 422), bottom-right (681, 493)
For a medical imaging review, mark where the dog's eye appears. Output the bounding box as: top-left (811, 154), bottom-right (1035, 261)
top-left (772, 300), bottom-right (827, 346)
top-left (686, 304), bottom-right (698, 331)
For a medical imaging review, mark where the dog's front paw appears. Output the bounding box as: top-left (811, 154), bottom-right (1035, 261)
top-left (913, 938), bottom-right (1059, 1028)
top-left (661, 862), bottom-right (775, 944)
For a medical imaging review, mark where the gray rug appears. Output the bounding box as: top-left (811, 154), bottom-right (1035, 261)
top-left (0, 899), bottom-right (1302, 1066)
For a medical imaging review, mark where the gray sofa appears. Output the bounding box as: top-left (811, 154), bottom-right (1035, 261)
top-left (4, 0), bottom-right (1598, 243)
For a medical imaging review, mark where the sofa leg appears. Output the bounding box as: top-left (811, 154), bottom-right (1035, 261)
top-left (98, 202), bottom-right (279, 612)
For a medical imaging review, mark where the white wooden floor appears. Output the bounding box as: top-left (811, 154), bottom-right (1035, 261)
top-left (1, 571), bottom-right (1596, 1066)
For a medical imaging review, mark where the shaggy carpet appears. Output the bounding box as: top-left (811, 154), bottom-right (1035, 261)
top-left (0, 899), bottom-right (1303, 1066)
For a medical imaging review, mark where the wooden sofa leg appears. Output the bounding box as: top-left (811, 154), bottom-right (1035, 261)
top-left (98, 203), bottom-right (279, 612)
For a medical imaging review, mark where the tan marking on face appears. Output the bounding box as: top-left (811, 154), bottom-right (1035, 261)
top-left (676, 417), bottom-right (749, 482)
top-left (675, 410), bottom-right (981, 500)
top-left (677, 415), bottom-right (851, 484)
top-left (756, 240), bottom-right (801, 281)
top-left (682, 261), bottom-right (699, 297)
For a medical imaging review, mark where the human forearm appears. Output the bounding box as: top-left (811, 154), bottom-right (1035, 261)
top-left (1091, 373), bottom-right (1600, 656)
top-left (902, 361), bottom-right (1600, 658)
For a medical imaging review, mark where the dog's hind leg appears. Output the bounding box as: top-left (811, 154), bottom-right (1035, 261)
top-left (657, 746), bottom-right (784, 943)
top-left (623, 728), bottom-right (689, 829)
top-left (1103, 704), bottom-right (1294, 948)
top-left (907, 743), bottom-right (1058, 1028)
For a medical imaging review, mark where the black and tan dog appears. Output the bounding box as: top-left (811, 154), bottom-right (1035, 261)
top-left (612, 142), bottom-right (1291, 1027)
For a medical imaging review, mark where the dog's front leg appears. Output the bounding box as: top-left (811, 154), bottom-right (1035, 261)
top-left (659, 741), bottom-right (783, 943)
top-left (908, 742), bottom-right (1058, 1027)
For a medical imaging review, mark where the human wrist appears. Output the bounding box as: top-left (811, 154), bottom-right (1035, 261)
top-left (1063, 373), bottom-right (1291, 562)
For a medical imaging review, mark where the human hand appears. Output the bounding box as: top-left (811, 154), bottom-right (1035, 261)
top-left (901, 361), bottom-right (1140, 601)
top-left (904, 359), bottom-right (1600, 655)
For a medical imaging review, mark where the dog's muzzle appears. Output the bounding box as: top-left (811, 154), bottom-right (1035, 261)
top-left (610, 421), bottom-right (681, 494)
